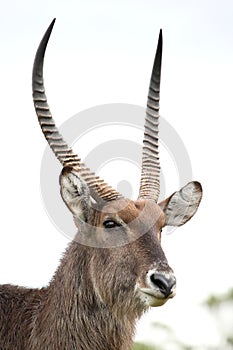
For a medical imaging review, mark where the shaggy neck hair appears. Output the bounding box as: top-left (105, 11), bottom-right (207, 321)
top-left (26, 240), bottom-right (145, 350)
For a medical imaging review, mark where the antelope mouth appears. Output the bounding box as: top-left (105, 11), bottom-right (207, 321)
top-left (138, 288), bottom-right (176, 307)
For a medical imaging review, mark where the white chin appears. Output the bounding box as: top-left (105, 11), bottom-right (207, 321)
top-left (141, 294), bottom-right (167, 307)
top-left (138, 289), bottom-right (176, 307)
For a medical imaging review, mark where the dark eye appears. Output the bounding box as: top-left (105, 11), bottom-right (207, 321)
top-left (103, 219), bottom-right (119, 229)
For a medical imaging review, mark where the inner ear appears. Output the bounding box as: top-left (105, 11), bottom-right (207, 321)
top-left (159, 181), bottom-right (202, 227)
top-left (59, 167), bottom-right (91, 222)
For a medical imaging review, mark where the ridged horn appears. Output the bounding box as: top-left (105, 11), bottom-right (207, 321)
top-left (32, 19), bottom-right (120, 201)
top-left (138, 30), bottom-right (162, 202)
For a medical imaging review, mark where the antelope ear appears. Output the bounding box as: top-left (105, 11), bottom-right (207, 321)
top-left (159, 181), bottom-right (202, 227)
top-left (59, 167), bottom-right (91, 222)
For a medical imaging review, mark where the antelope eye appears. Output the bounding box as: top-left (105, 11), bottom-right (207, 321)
top-left (103, 219), bottom-right (119, 229)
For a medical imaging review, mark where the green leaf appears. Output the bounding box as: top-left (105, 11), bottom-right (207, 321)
top-left (133, 342), bottom-right (157, 350)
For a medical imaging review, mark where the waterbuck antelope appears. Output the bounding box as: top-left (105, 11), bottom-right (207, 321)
top-left (0, 19), bottom-right (202, 350)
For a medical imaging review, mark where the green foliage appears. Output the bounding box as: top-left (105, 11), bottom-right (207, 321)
top-left (133, 342), bottom-right (156, 350)
top-left (227, 336), bottom-right (233, 346)
top-left (205, 287), bottom-right (233, 308)
top-left (134, 288), bottom-right (233, 350)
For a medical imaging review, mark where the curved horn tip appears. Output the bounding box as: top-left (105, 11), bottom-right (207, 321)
top-left (158, 29), bottom-right (163, 49)
top-left (47, 18), bottom-right (56, 34)
top-left (40, 18), bottom-right (56, 46)
top-left (33, 18), bottom-right (56, 67)
top-left (41, 18), bottom-right (56, 48)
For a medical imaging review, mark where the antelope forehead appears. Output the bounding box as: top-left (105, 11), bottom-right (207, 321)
top-left (101, 198), bottom-right (165, 227)
top-left (98, 199), bottom-right (137, 224)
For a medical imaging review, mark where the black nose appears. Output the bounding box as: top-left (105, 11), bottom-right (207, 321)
top-left (150, 273), bottom-right (176, 298)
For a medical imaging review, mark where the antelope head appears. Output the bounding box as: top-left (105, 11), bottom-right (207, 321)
top-left (32, 19), bottom-right (202, 312)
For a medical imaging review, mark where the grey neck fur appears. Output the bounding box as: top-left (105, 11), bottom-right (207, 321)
top-left (0, 239), bottom-right (143, 350)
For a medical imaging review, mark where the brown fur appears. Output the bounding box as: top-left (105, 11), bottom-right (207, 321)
top-left (0, 199), bottom-right (173, 350)
top-left (0, 20), bottom-right (202, 349)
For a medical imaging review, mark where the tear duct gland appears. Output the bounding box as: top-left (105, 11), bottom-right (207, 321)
top-left (0, 19), bottom-right (202, 350)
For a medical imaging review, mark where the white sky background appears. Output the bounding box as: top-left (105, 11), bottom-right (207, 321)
top-left (0, 0), bottom-right (233, 348)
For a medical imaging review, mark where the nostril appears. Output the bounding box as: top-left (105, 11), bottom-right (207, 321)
top-left (151, 276), bottom-right (167, 293)
top-left (150, 273), bottom-right (176, 298)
